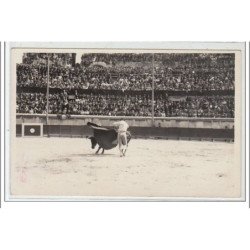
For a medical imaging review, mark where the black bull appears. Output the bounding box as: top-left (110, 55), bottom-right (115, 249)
top-left (87, 122), bottom-right (131, 154)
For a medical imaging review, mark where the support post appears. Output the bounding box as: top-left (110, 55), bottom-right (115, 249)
top-left (46, 54), bottom-right (50, 125)
top-left (152, 53), bottom-right (155, 126)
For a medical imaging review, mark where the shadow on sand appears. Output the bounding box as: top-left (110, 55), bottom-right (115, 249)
top-left (70, 153), bottom-right (116, 157)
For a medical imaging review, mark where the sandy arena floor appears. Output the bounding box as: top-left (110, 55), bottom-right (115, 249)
top-left (10, 137), bottom-right (241, 198)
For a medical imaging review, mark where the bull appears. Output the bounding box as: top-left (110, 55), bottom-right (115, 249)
top-left (87, 122), bottom-right (131, 154)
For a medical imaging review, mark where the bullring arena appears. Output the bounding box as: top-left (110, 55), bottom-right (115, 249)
top-left (10, 115), bottom-right (240, 199)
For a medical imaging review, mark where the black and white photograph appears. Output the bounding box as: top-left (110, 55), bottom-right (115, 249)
top-left (1, 1), bottom-right (250, 250)
top-left (5, 43), bottom-right (245, 200)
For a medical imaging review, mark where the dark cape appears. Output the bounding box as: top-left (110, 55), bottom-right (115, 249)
top-left (87, 122), bottom-right (118, 150)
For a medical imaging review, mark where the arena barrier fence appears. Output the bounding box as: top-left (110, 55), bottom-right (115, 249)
top-left (16, 114), bottom-right (234, 142)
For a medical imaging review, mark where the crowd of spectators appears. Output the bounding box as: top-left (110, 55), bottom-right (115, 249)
top-left (16, 92), bottom-right (234, 118)
top-left (17, 53), bottom-right (235, 91)
top-left (16, 53), bottom-right (235, 118)
top-left (22, 53), bottom-right (75, 67)
top-left (81, 53), bottom-right (153, 66)
top-left (154, 95), bottom-right (234, 118)
top-left (81, 53), bottom-right (234, 67)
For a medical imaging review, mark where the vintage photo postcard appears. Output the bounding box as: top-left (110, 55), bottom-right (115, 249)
top-left (5, 42), bottom-right (245, 201)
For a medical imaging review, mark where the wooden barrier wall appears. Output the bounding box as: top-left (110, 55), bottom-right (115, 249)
top-left (16, 114), bottom-right (234, 129)
top-left (16, 114), bottom-right (234, 141)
